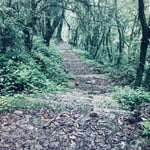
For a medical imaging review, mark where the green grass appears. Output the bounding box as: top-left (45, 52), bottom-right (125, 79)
top-left (0, 94), bottom-right (69, 114)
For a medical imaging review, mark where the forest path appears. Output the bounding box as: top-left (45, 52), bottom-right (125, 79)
top-left (58, 42), bottom-right (125, 115)
top-left (0, 43), bottom-right (146, 150)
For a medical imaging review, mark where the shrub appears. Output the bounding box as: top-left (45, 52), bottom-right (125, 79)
top-left (31, 37), bottom-right (67, 84)
top-left (139, 120), bottom-right (150, 138)
top-left (0, 37), bottom-right (67, 95)
top-left (107, 65), bottom-right (136, 86)
top-left (113, 86), bottom-right (150, 111)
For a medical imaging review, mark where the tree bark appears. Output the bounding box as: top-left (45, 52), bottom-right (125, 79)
top-left (114, 0), bottom-right (124, 65)
top-left (144, 66), bottom-right (150, 90)
top-left (56, 9), bottom-right (64, 43)
top-left (134, 0), bottom-right (149, 87)
top-left (44, 16), bottom-right (60, 46)
top-left (23, 27), bottom-right (33, 51)
top-left (56, 18), bottom-right (63, 42)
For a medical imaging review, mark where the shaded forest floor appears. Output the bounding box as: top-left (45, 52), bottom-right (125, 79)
top-left (0, 43), bottom-right (149, 150)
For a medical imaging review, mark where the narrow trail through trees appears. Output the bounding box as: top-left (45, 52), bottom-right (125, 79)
top-left (0, 43), bottom-right (148, 150)
top-left (58, 42), bottom-right (123, 114)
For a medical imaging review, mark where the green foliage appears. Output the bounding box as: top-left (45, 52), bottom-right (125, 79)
top-left (0, 6), bottom-right (23, 53)
top-left (113, 87), bottom-right (150, 110)
top-left (0, 94), bottom-right (68, 114)
top-left (0, 97), bottom-right (9, 112)
top-left (0, 37), bottom-right (67, 96)
top-left (139, 120), bottom-right (150, 138)
top-left (31, 37), bottom-right (67, 84)
top-left (107, 65), bottom-right (136, 86)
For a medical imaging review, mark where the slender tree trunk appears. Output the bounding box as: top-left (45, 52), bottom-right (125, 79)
top-left (44, 16), bottom-right (52, 46)
top-left (116, 27), bottom-right (124, 65)
top-left (144, 66), bottom-right (150, 90)
top-left (30, 0), bottom-right (37, 34)
top-left (114, 0), bottom-right (124, 65)
top-left (22, 0), bottom-right (39, 50)
top-left (23, 27), bottom-right (33, 51)
top-left (93, 33), bottom-right (105, 59)
top-left (71, 27), bottom-right (78, 46)
top-left (106, 28), bottom-right (113, 62)
top-left (56, 19), bottom-right (63, 42)
top-left (56, 9), bottom-right (64, 43)
top-left (134, 0), bottom-right (149, 87)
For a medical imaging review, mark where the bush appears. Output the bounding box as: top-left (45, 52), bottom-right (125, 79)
top-left (0, 6), bottom-right (24, 53)
top-left (0, 37), bottom-right (68, 95)
top-left (106, 65), bottom-right (136, 86)
top-left (113, 86), bottom-right (150, 111)
top-left (139, 120), bottom-right (150, 138)
top-left (32, 37), bottom-right (68, 83)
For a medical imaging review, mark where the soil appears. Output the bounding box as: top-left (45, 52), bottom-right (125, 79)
top-left (0, 42), bottom-right (149, 150)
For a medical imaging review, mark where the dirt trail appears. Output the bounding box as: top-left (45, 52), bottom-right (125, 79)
top-left (58, 42), bottom-right (125, 115)
top-left (0, 43), bottom-right (148, 150)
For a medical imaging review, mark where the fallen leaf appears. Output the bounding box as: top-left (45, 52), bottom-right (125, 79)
top-left (14, 110), bottom-right (23, 115)
top-left (43, 114), bottom-right (49, 119)
top-left (69, 135), bottom-right (76, 140)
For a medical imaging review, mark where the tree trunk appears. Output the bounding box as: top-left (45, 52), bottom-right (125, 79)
top-left (144, 66), bottom-right (150, 90)
top-left (56, 18), bottom-right (63, 42)
top-left (134, 0), bottom-right (149, 87)
top-left (44, 16), bottom-right (60, 46)
top-left (23, 27), bottom-right (33, 51)
top-left (7, 0), bottom-right (12, 7)
top-left (114, 0), bottom-right (124, 65)
top-left (30, 0), bottom-right (39, 34)
top-left (116, 27), bottom-right (124, 65)
top-left (56, 9), bottom-right (64, 43)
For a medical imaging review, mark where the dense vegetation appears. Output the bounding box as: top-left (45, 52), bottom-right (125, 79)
top-left (0, 0), bottom-right (150, 137)
top-left (68, 0), bottom-right (150, 89)
top-left (0, 0), bottom-right (68, 95)
top-left (0, 0), bottom-right (149, 90)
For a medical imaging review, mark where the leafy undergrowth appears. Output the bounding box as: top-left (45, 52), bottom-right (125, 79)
top-left (113, 86), bottom-right (150, 139)
top-left (113, 87), bottom-right (150, 110)
top-left (0, 37), bottom-right (68, 96)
